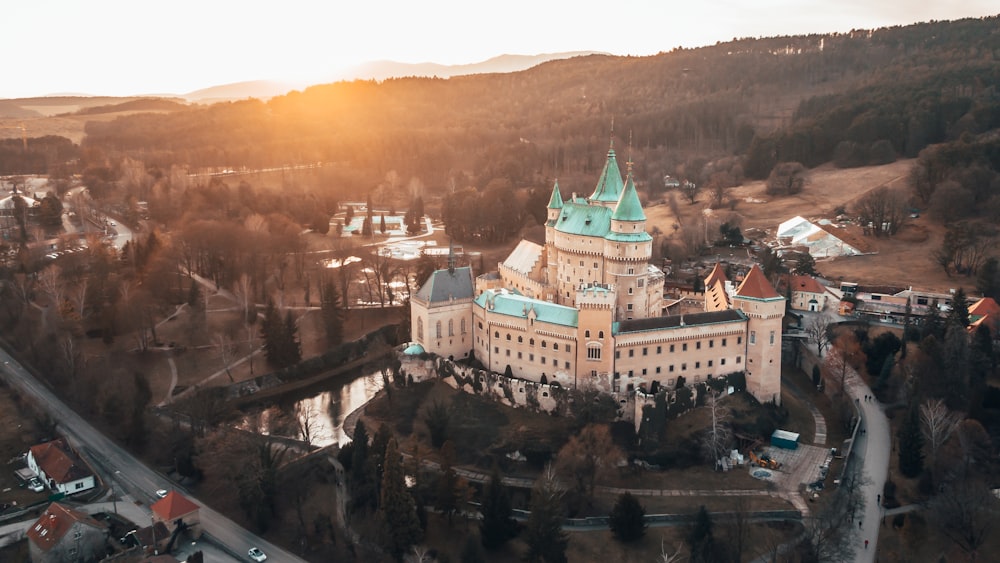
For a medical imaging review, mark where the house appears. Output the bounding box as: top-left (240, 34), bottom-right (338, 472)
top-left (27, 502), bottom-right (108, 563)
top-left (412, 142), bottom-right (783, 405)
top-left (121, 521), bottom-right (171, 556)
top-left (150, 491), bottom-right (202, 539)
top-left (968, 297), bottom-right (1000, 337)
top-left (782, 275), bottom-right (828, 312)
top-left (27, 439), bottom-right (95, 495)
top-left (776, 216), bottom-right (867, 258)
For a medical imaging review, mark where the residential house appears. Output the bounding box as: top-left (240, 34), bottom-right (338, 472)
top-left (27, 439), bottom-right (95, 495)
top-left (27, 502), bottom-right (108, 563)
top-left (150, 491), bottom-right (202, 539)
top-left (782, 275), bottom-right (828, 312)
top-left (969, 297), bottom-right (1000, 337)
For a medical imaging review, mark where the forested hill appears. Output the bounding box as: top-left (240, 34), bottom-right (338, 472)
top-left (64, 16), bottom-right (1000, 193)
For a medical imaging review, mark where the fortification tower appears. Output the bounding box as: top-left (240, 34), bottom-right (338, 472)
top-left (730, 265), bottom-right (784, 404)
top-left (574, 283), bottom-right (616, 391)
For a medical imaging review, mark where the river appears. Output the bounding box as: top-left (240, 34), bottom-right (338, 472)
top-left (282, 366), bottom-right (385, 448)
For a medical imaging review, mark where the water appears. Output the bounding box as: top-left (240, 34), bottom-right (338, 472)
top-left (288, 367), bottom-right (385, 447)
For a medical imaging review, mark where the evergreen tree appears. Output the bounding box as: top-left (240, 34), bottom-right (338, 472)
top-left (898, 403), bottom-right (925, 478)
top-left (686, 505), bottom-right (719, 563)
top-left (349, 421), bottom-right (377, 513)
top-left (875, 355), bottom-right (893, 394)
top-left (976, 257), bottom-right (1000, 299)
top-left (524, 469), bottom-right (568, 563)
top-left (480, 467), bottom-right (517, 550)
top-left (283, 310), bottom-right (302, 366)
top-left (435, 441), bottom-right (466, 526)
top-left (948, 287), bottom-right (970, 328)
top-left (812, 365), bottom-right (822, 389)
top-left (260, 300), bottom-right (287, 368)
top-left (609, 492), bottom-right (647, 543)
top-left (921, 300), bottom-right (945, 341)
top-left (378, 438), bottom-right (423, 559)
top-left (379, 214), bottom-right (387, 233)
top-left (320, 279), bottom-right (345, 346)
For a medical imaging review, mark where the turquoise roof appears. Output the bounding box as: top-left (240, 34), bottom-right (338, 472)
top-left (547, 181), bottom-right (564, 209)
top-left (475, 290), bottom-right (579, 328)
top-left (414, 266), bottom-right (474, 303)
top-left (612, 172), bottom-right (646, 222)
top-left (589, 147), bottom-right (624, 203)
top-left (403, 343), bottom-right (425, 355)
top-left (553, 202), bottom-right (613, 237)
top-left (604, 231), bottom-right (652, 243)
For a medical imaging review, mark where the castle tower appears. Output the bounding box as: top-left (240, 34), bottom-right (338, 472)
top-left (575, 284), bottom-right (616, 391)
top-left (588, 141), bottom-right (625, 209)
top-left (545, 180), bottom-right (564, 296)
top-left (731, 265), bottom-right (784, 404)
top-left (704, 263), bottom-right (730, 312)
top-left (605, 165), bottom-right (654, 320)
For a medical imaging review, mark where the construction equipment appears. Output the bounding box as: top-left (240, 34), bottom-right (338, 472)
top-left (748, 450), bottom-right (781, 470)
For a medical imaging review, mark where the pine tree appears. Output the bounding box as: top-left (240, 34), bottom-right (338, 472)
top-left (320, 279), bottom-right (345, 346)
top-left (260, 300), bottom-right (286, 368)
top-left (480, 467), bottom-right (517, 550)
top-left (609, 492), bottom-right (646, 542)
top-left (435, 441), bottom-right (466, 526)
top-left (378, 438), bottom-right (423, 559)
top-left (686, 505), bottom-right (718, 563)
top-left (898, 403), bottom-right (925, 478)
top-left (948, 287), bottom-right (970, 327)
top-left (283, 310), bottom-right (302, 366)
top-left (379, 214), bottom-right (387, 233)
top-left (921, 300), bottom-right (945, 341)
top-left (524, 468), bottom-right (568, 563)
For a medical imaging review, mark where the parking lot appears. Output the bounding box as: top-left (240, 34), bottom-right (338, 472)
top-left (748, 444), bottom-right (835, 493)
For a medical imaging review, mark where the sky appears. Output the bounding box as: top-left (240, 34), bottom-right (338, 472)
top-left (4, 0), bottom-right (997, 99)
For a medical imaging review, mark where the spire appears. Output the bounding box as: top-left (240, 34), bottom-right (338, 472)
top-left (589, 139), bottom-right (625, 204)
top-left (447, 239), bottom-right (456, 274)
top-left (612, 166), bottom-right (646, 222)
top-left (547, 180), bottom-right (564, 209)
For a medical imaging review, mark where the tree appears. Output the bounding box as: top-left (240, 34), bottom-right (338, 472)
top-left (765, 162), bottom-right (807, 196)
top-left (805, 313), bottom-right (833, 357)
top-left (854, 186), bottom-right (907, 236)
top-left (609, 492), bottom-right (646, 543)
top-left (793, 253), bottom-right (817, 275)
top-left (320, 278), bottom-right (345, 346)
top-left (686, 506), bottom-right (720, 563)
top-left (823, 333), bottom-right (862, 397)
top-left (479, 467), bottom-right (517, 550)
top-left (378, 438), bottom-right (423, 559)
top-left (700, 392), bottom-right (732, 465)
top-left (422, 400), bottom-right (450, 449)
top-left (523, 465), bottom-right (568, 563)
top-left (919, 398), bottom-right (961, 469)
top-left (897, 403), bottom-right (925, 478)
top-left (928, 479), bottom-right (999, 560)
top-left (435, 441), bottom-right (470, 526)
top-left (554, 424), bottom-right (624, 497)
top-left (975, 257), bottom-right (1000, 299)
top-left (948, 287), bottom-right (970, 327)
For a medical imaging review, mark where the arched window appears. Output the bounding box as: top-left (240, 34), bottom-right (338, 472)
top-left (506, 333), bottom-right (512, 341)
top-left (417, 317), bottom-right (423, 340)
top-left (530, 338), bottom-right (535, 346)
top-left (461, 318), bottom-right (467, 333)
top-left (495, 331), bottom-right (499, 338)
top-left (542, 340), bottom-right (547, 348)
top-left (518, 336), bottom-right (523, 343)
top-left (599, 330), bottom-right (605, 339)
top-left (448, 319), bottom-right (454, 336)
top-left (435, 321), bottom-right (442, 338)
top-left (585, 330), bottom-right (591, 339)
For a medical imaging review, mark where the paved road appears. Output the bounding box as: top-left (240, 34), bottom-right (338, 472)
top-left (847, 374), bottom-right (891, 562)
top-left (0, 348), bottom-right (306, 563)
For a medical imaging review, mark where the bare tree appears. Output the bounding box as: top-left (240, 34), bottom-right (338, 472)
top-left (823, 334), bottom-right (862, 397)
top-left (919, 398), bottom-right (962, 468)
top-left (701, 392), bottom-right (733, 465)
top-left (854, 186), bottom-right (907, 237)
top-left (293, 401), bottom-right (329, 447)
top-left (72, 278), bottom-right (88, 320)
top-left (555, 424), bottom-right (624, 497)
top-left (215, 333), bottom-right (237, 382)
top-left (929, 479), bottom-right (999, 560)
top-left (801, 471), bottom-right (866, 562)
top-left (806, 313), bottom-right (833, 357)
top-left (37, 264), bottom-right (65, 309)
top-left (658, 538), bottom-right (685, 563)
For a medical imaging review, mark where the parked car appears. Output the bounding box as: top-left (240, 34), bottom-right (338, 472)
top-left (27, 477), bottom-right (44, 492)
top-left (248, 547), bottom-right (267, 562)
top-left (155, 489), bottom-right (168, 499)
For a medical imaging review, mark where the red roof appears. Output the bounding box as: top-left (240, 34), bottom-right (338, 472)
top-left (151, 491), bottom-right (199, 521)
top-left (969, 297), bottom-right (1000, 317)
top-left (735, 264), bottom-right (781, 299)
top-left (786, 274), bottom-right (825, 295)
top-left (27, 503), bottom-right (105, 552)
top-left (29, 439), bottom-right (90, 484)
top-left (704, 263), bottom-right (728, 288)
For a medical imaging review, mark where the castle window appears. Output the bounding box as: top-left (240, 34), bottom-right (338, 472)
top-left (495, 331), bottom-right (499, 338)
top-left (695, 361), bottom-right (700, 369)
top-left (518, 336), bottom-right (523, 343)
top-left (750, 331), bottom-right (756, 345)
top-left (669, 365), bottom-right (674, 372)
top-left (542, 340), bottom-right (547, 348)
top-left (638, 279), bottom-right (645, 287)
top-left (770, 331), bottom-right (775, 345)
top-left (478, 322), bottom-right (483, 329)
top-left (436, 321), bottom-right (442, 338)
top-left (616, 351), bottom-right (621, 359)
top-left (722, 338), bottom-right (727, 346)
top-left (494, 346), bottom-right (498, 353)
top-left (708, 360), bottom-right (713, 367)
top-left (738, 336), bottom-right (743, 344)
top-left (566, 345), bottom-right (571, 353)
top-left (587, 347), bottom-right (601, 360)
top-left (553, 343), bottom-right (559, 351)
top-left (418, 318), bottom-right (423, 340)
top-left (530, 338), bottom-right (535, 346)
top-left (682, 343), bottom-right (687, 351)
top-left (599, 331), bottom-right (604, 339)
top-left (580, 260), bottom-right (584, 266)
top-left (506, 350), bottom-right (510, 356)
top-left (721, 358), bottom-right (726, 365)
top-left (709, 340), bottom-right (713, 348)
top-left (642, 368), bottom-right (647, 375)
top-left (628, 370), bottom-right (634, 377)
top-left (529, 354), bottom-right (534, 361)
top-left (565, 361), bottom-right (570, 369)
top-left (628, 287), bottom-right (633, 295)
top-left (585, 330), bottom-right (591, 338)
top-left (696, 341), bottom-right (701, 350)
top-left (656, 346), bottom-right (662, 354)
top-left (670, 344), bottom-right (675, 353)
top-left (462, 319), bottom-right (467, 334)
top-left (656, 366), bottom-right (661, 374)
top-left (737, 356), bottom-right (742, 363)
top-left (507, 333), bottom-right (512, 341)
top-left (627, 304), bottom-right (633, 311)
top-left (681, 363), bottom-right (687, 370)
top-left (594, 262), bottom-right (598, 269)
top-left (629, 349), bottom-right (634, 357)
top-left (448, 319), bottom-right (454, 336)
top-left (541, 357), bottom-right (546, 364)
top-left (628, 267), bottom-right (635, 275)
top-left (518, 352), bottom-right (522, 359)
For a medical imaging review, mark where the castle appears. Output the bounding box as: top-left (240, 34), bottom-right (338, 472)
top-left (411, 143), bottom-right (783, 404)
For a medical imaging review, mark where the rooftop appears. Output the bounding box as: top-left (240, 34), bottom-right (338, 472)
top-left (614, 309), bottom-right (746, 335)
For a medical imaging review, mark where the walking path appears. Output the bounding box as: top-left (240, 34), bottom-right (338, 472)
top-left (847, 372), bottom-right (891, 563)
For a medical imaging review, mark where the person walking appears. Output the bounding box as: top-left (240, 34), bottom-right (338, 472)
top-left (865, 539), bottom-right (869, 549)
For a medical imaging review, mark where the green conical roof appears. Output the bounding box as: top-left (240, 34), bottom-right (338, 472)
top-left (589, 147), bottom-right (624, 203)
top-left (612, 171), bottom-right (645, 222)
top-left (547, 180), bottom-right (564, 209)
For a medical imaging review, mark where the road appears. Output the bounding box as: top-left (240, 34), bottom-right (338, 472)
top-left (848, 374), bottom-right (891, 562)
top-left (0, 348), bottom-right (307, 563)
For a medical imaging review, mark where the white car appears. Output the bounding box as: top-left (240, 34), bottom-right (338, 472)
top-left (27, 478), bottom-right (44, 492)
top-left (248, 547), bottom-right (267, 562)
top-left (155, 489), bottom-right (168, 499)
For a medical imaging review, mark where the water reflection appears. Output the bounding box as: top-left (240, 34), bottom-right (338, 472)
top-left (290, 368), bottom-right (385, 447)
